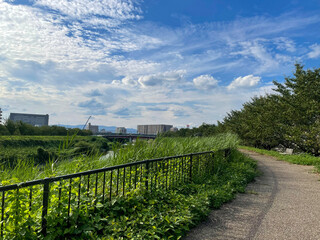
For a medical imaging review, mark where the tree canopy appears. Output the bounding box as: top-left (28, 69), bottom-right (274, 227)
top-left (161, 123), bottom-right (218, 137)
top-left (219, 64), bottom-right (320, 155)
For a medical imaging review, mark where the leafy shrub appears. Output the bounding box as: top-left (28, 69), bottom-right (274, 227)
top-left (36, 147), bottom-right (57, 164)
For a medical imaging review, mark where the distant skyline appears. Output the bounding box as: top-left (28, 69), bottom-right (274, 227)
top-left (1, 0), bottom-right (320, 128)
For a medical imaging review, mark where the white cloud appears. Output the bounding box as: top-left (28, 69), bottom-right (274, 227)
top-left (256, 82), bottom-right (276, 96)
top-left (307, 44), bottom-right (320, 59)
top-left (1, 2), bottom-right (319, 128)
top-left (216, 13), bottom-right (320, 43)
top-left (0, 2), bottom-right (106, 69)
top-left (122, 76), bottom-right (138, 86)
top-left (0, 1), bottom-right (159, 73)
top-left (193, 75), bottom-right (218, 90)
top-left (138, 70), bottom-right (185, 87)
top-left (111, 80), bottom-right (121, 85)
top-left (233, 41), bottom-right (279, 74)
top-left (273, 37), bottom-right (296, 52)
top-left (227, 75), bottom-right (261, 90)
top-left (34, 0), bottom-right (141, 20)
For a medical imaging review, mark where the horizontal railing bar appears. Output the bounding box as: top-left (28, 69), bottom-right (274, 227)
top-left (0, 151), bottom-right (214, 192)
top-left (0, 179), bottom-right (46, 191)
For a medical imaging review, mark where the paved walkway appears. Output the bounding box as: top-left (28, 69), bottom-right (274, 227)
top-left (183, 149), bottom-right (320, 240)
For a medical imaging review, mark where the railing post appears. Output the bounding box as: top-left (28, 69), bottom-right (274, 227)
top-left (224, 148), bottom-right (230, 161)
top-left (145, 161), bottom-right (149, 191)
top-left (210, 152), bottom-right (215, 175)
top-left (41, 178), bottom-right (50, 236)
top-left (189, 154), bottom-right (193, 182)
top-left (1, 191), bottom-right (5, 238)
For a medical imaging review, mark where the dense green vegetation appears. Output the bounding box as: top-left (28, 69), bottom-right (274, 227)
top-left (55, 150), bottom-right (256, 239)
top-left (0, 135), bottom-right (110, 167)
top-left (0, 120), bottom-right (92, 136)
top-left (161, 123), bottom-right (219, 137)
top-left (0, 135), bottom-right (257, 239)
top-left (110, 133), bottom-right (238, 166)
top-left (0, 134), bottom-right (238, 183)
top-left (219, 64), bottom-right (320, 156)
top-left (241, 146), bottom-right (320, 169)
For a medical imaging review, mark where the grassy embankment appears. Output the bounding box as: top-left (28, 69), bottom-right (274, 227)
top-left (0, 134), bottom-right (258, 239)
top-left (0, 135), bottom-right (110, 168)
top-left (1, 133), bottom-right (239, 183)
top-left (240, 146), bottom-right (320, 172)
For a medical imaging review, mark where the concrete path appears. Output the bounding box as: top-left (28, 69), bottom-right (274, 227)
top-left (183, 149), bottom-right (320, 240)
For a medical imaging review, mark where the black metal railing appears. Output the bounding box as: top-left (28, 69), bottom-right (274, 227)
top-left (0, 150), bottom-right (228, 238)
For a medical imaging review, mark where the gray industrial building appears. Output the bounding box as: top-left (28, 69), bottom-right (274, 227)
top-left (9, 113), bottom-right (49, 126)
top-left (137, 124), bottom-right (173, 135)
top-left (116, 127), bottom-right (127, 134)
top-left (85, 123), bottom-right (99, 134)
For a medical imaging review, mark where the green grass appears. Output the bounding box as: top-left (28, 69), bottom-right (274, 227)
top-left (0, 135), bottom-right (110, 169)
top-left (110, 133), bottom-right (239, 166)
top-left (0, 133), bottom-right (239, 184)
top-left (0, 134), bottom-right (259, 239)
top-left (0, 136), bottom-right (74, 147)
top-left (1, 147), bottom-right (257, 239)
top-left (240, 146), bottom-right (320, 170)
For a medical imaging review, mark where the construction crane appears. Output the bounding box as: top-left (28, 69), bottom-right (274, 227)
top-left (82, 116), bottom-right (91, 130)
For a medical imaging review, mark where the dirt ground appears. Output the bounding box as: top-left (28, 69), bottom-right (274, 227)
top-left (183, 149), bottom-right (320, 240)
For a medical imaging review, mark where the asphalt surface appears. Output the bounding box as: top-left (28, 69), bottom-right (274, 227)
top-left (183, 149), bottom-right (320, 240)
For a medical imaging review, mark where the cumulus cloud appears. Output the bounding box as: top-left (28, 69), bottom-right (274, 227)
top-left (138, 70), bottom-right (185, 87)
top-left (307, 44), bottom-right (320, 59)
top-left (193, 75), bottom-right (218, 90)
top-left (122, 76), bottom-right (138, 86)
top-left (111, 80), bottom-right (121, 85)
top-left (227, 75), bottom-right (261, 90)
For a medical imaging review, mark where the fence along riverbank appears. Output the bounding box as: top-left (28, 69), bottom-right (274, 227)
top-left (0, 149), bottom-right (230, 238)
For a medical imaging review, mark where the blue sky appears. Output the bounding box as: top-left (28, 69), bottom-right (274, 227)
top-left (0, 0), bottom-right (320, 128)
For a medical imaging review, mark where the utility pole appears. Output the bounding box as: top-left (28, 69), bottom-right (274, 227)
top-left (0, 108), bottom-right (2, 125)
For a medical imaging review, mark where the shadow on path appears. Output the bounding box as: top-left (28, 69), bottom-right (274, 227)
top-left (183, 149), bottom-right (320, 240)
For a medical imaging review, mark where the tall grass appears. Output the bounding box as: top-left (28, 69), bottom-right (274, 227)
top-left (0, 135), bottom-right (109, 167)
top-left (0, 133), bottom-right (239, 185)
top-left (0, 135), bottom-right (256, 239)
top-left (110, 133), bottom-right (239, 166)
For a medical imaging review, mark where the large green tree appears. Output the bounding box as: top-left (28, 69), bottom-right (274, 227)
top-left (220, 64), bottom-right (320, 155)
top-left (273, 64), bottom-right (320, 155)
top-left (221, 95), bottom-right (285, 149)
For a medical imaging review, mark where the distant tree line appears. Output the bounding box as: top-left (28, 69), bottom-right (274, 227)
top-left (218, 64), bottom-right (320, 155)
top-left (0, 120), bottom-right (92, 136)
top-left (161, 123), bottom-right (219, 137)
